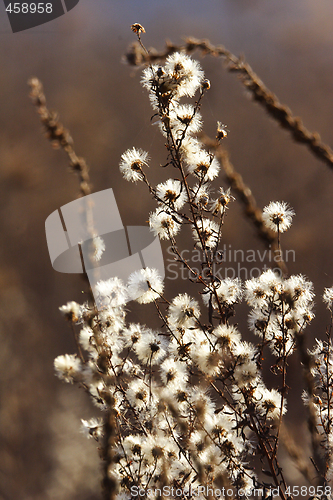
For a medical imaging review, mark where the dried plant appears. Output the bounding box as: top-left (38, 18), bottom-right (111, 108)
top-left (28, 77), bottom-right (92, 196)
top-left (32, 26), bottom-right (333, 500)
top-left (125, 37), bottom-right (333, 172)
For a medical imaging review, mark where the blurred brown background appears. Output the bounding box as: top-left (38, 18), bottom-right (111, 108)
top-left (1, 1), bottom-right (333, 498)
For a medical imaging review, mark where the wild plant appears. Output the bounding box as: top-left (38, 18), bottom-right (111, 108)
top-left (30, 24), bottom-right (333, 500)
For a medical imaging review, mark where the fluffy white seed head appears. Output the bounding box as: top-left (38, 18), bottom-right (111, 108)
top-left (191, 184), bottom-right (210, 207)
top-left (54, 354), bottom-right (82, 383)
top-left (127, 268), bottom-right (164, 304)
top-left (79, 325), bottom-right (95, 355)
top-left (164, 52), bottom-right (204, 97)
top-left (95, 277), bottom-right (129, 308)
top-left (213, 324), bottom-right (242, 350)
top-left (126, 380), bottom-right (150, 409)
top-left (81, 417), bottom-right (104, 440)
top-left (192, 218), bottom-right (220, 250)
top-left (323, 286), bottom-right (333, 310)
top-left (186, 149), bottom-right (220, 181)
top-left (254, 385), bottom-right (286, 420)
top-left (134, 329), bottom-right (166, 365)
top-left (119, 147), bottom-right (149, 182)
top-left (167, 293), bottom-right (200, 328)
top-left (165, 104), bottom-right (203, 139)
top-left (233, 359), bottom-right (258, 387)
top-left (155, 179), bottom-right (187, 210)
top-left (262, 201), bottom-right (295, 233)
top-left (59, 301), bottom-right (81, 322)
top-left (149, 208), bottom-right (182, 240)
top-left (160, 358), bottom-right (189, 390)
top-left (202, 277), bottom-right (243, 309)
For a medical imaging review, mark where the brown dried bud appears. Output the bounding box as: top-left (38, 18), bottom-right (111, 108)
top-left (201, 79), bottom-right (211, 90)
top-left (217, 121), bottom-right (228, 140)
top-left (131, 23), bottom-right (146, 35)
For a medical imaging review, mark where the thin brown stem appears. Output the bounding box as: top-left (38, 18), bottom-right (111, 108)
top-left (101, 396), bottom-right (118, 500)
top-left (28, 77), bottom-right (97, 307)
top-left (294, 329), bottom-right (326, 484)
top-left (125, 37), bottom-right (333, 171)
top-left (28, 77), bottom-right (92, 196)
top-left (199, 134), bottom-right (288, 275)
top-left (248, 414), bottom-right (287, 500)
top-left (280, 423), bottom-right (313, 484)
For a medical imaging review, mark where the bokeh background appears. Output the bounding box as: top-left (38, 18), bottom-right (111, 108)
top-left (1, 1), bottom-right (333, 498)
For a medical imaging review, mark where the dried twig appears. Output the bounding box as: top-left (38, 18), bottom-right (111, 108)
top-left (101, 396), bottom-right (118, 500)
top-left (28, 77), bottom-right (98, 294)
top-left (280, 422), bottom-right (313, 484)
top-left (29, 79), bottom-right (120, 496)
top-left (199, 133), bottom-right (288, 275)
top-left (295, 330), bottom-right (327, 484)
top-left (28, 77), bottom-right (92, 196)
top-left (125, 38), bottom-right (333, 171)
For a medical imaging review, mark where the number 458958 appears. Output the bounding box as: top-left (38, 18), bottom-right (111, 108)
top-left (5, 3), bottom-right (53, 14)
top-left (285, 485), bottom-right (332, 496)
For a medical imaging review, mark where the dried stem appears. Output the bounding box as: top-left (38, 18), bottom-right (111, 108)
top-left (28, 77), bottom-right (97, 301)
top-left (199, 133), bottom-right (288, 275)
top-left (280, 422), bottom-right (313, 484)
top-left (125, 38), bottom-right (333, 171)
top-left (295, 329), bottom-right (326, 484)
top-left (28, 77), bottom-right (92, 196)
top-left (101, 396), bottom-right (119, 500)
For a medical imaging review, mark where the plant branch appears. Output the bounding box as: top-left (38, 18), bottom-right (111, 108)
top-left (125, 37), bottom-right (333, 171)
top-left (28, 77), bottom-right (92, 196)
top-left (199, 134), bottom-right (288, 275)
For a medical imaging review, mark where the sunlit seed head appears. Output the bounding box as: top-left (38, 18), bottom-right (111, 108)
top-left (262, 201), bottom-right (295, 233)
top-left (323, 286), bottom-right (333, 310)
top-left (119, 147), bottom-right (149, 182)
top-left (149, 208), bottom-right (182, 240)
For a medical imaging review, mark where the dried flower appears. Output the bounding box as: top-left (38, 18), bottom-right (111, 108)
top-left (262, 201), bottom-right (295, 233)
top-left (216, 121), bottom-right (228, 140)
top-left (119, 147), bottom-right (149, 182)
top-left (91, 235), bottom-right (105, 262)
top-left (211, 187), bottom-right (234, 214)
top-left (127, 267), bottom-right (164, 304)
top-left (51, 41), bottom-right (329, 497)
top-left (155, 178), bottom-right (187, 210)
top-left (54, 354), bottom-right (82, 383)
top-left (131, 23), bottom-right (145, 34)
top-left (192, 218), bottom-right (220, 250)
top-left (149, 207), bottom-right (182, 239)
top-left (323, 286), bottom-right (333, 310)
top-left (201, 79), bottom-right (211, 90)
top-left (59, 301), bottom-right (80, 322)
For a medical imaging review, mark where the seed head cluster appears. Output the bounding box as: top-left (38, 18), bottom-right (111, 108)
top-left (53, 41), bottom-right (333, 497)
